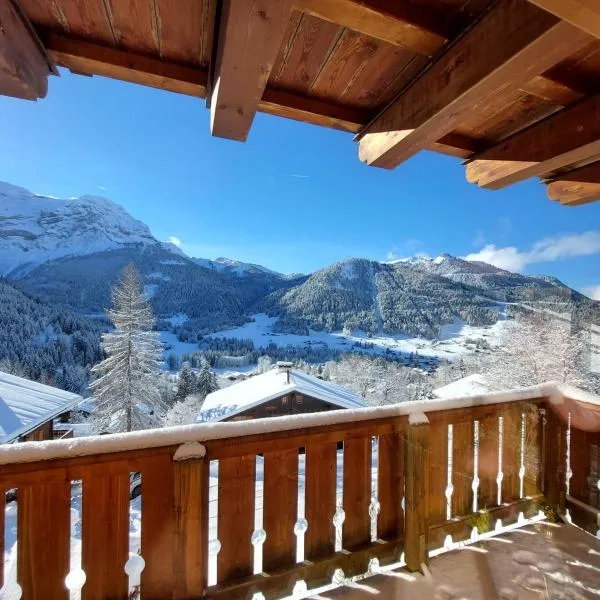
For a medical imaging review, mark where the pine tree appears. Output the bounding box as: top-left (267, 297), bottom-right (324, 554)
top-left (176, 361), bottom-right (195, 400)
top-left (197, 360), bottom-right (218, 400)
top-left (90, 264), bottom-right (166, 432)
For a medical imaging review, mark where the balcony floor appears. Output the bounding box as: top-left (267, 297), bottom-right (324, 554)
top-left (317, 522), bottom-right (600, 600)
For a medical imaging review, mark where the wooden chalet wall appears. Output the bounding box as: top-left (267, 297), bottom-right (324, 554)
top-left (1, 0), bottom-right (600, 205)
top-left (21, 420), bottom-right (53, 442)
top-left (223, 392), bottom-right (344, 421)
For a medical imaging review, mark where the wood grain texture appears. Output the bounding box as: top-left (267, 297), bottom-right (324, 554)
top-left (342, 437), bottom-right (371, 551)
top-left (297, 0), bottom-right (450, 56)
top-left (17, 480), bottom-right (71, 600)
top-left (0, 0), bottom-right (49, 99)
top-left (47, 36), bottom-right (208, 97)
top-left (466, 93), bottom-right (600, 190)
top-left (263, 449), bottom-right (298, 572)
top-left (81, 473), bottom-right (129, 600)
top-left (141, 454), bottom-right (176, 600)
top-left (210, 0), bottom-right (296, 141)
top-left (404, 423), bottom-right (430, 571)
top-left (105, 0), bottom-right (159, 55)
top-left (305, 442), bottom-right (337, 560)
top-left (428, 422), bottom-right (447, 526)
top-left (544, 408), bottom-right (566, 510)
top-left (527, 0), bottom-right (600, 40)
top-left (547, 160), bottom-right (600, 205)
top-left (217, 455), bottom-right (256, 582)
top-left (524, 408), bottom-right (543, 497)
top-left (501, 409), bottom-right (522, 503)
top-left (478, 416), bottom-right (499, 510)
top-left (452, 420), bottom-right (474, 518)
top-left (377, 431), bottom-right (403, 541)
top-left (0, 486), bottom-right (3, 590)
top-left (173, 458), bottom-right (209, 599)
top-left (358, 0), bottom-right (592, 169)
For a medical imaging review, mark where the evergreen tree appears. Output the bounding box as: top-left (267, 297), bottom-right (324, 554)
top-left (176, 361), bottom-right (196, 400)
top-left (90, 264), bottom-right (166, 432)
top-left (197, 360), bottom-right (218, 400)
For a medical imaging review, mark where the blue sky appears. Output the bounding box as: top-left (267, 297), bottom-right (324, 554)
top-left (1, 68), bottom-right (599, 298)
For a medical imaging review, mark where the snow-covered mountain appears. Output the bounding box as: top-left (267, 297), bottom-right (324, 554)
top-left (192, 256), bottom-right (282, 277)
top-left (0, 182), bottom-right (156, 276)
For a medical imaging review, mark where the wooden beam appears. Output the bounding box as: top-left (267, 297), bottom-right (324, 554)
top-left (520, 74), bottom-right (585, 106)
top-left (210, 0), bottom-right (295, 141)
top-left (0, 0), bottom-right (49, 99)
top-left (546, 161), bottom-right (600, 205)
top-left (466, 94), bottom-right (600, 189)
top-left (296, 0), bottom-right (450, 57)
top-left (46, 36), bottom-right (208, 98)
top-left (527, 0), bottom-right (600, 40)
top-left (357, 0), bottom-right (592, 169)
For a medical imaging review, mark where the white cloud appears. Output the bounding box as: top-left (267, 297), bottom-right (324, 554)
top-left (583, 285), bottom-right (600, 301)
top-left (168, 236), bottom-right (182, 247)
top-left (463, 231), bottom-right (600, 272)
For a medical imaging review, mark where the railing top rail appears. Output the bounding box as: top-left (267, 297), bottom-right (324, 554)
top-left (0, 382), bottom-right (595, 467)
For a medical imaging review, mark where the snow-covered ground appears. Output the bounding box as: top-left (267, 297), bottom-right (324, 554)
top-left (159, 331), bottom-right (199, 362)
top-left (208, 312), bottom-right (510, 362)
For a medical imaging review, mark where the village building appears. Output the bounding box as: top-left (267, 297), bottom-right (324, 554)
top-left (0, 371), bottom-right (80, 443)
top-left (200, 364), bottom-right (365, 422)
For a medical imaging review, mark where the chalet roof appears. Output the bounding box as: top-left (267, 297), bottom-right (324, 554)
top-left (3, 0), bottom-right (600, 206)
top-left (433, 374), bottom-right (492, 400)
top-left (0, 371), bottom-right (81, 443)
top-left (200, 367), bottom-right (365, 421)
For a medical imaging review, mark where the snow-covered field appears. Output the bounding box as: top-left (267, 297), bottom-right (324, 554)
top-left (207, 312), bottom-right (510, 362)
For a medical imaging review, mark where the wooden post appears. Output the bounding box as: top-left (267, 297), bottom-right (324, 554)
top-left (404, 417), bottom-right (430, 572)
top-left (173, 453), bottom-right (209, 599)
top-left (544, 407), bottom-right (566, 513)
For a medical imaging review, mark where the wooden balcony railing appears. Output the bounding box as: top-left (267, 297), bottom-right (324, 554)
top-left (0, 384), bottom-right (598, 600)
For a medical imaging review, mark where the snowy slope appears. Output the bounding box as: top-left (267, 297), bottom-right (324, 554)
top-left (0, 181), bottom-right (156, 276)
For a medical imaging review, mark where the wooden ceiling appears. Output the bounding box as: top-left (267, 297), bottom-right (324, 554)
top-left (3, 0), bottom-right (600, 205)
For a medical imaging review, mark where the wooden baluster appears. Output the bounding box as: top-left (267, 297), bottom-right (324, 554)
top-left (544, 407), bottom-right (566, 513)
top-left (404, 420), bottom-right (430, 572)
top-left (428, 421), bottom-right (447, 526)
top-left (141, 454), bottom-right (176, 600)
top-left (173, 456), bottom-right (209, 599)
top-left (452, 420), bottom-right (474, 519)
top-left (81, 473), bottom-right (130, 600)
top-left (478, 416), bottom-right (499, 510)
top-left (305, 442), bottom-right (337, 566)
top-left (263, 449), bottom-right (298, 573)
top-left (18, 480), bottom-right (71, 600)
top-left (343, 437), bottom-right (371, 555)
top-left (377, 429), bottom-right (404, 544)
top-left (501, 409), bottom-right (521, 503)
top-left (524, 408), bottom-right (543, 497)
top-left (217, 455), bottom-right (256, 583)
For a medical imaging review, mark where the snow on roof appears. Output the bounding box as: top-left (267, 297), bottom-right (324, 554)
top-left (433, 374), bottom-right (492, 400)
top-left (200, 367), bottom-right (365, 421)
top-left (0, 371), bottom-right (82, 443)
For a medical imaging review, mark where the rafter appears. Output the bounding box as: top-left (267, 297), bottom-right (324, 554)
top-left (46, 37), bottom-right (209, 98)
top-left (357, 0), bottom-right (592, 169)
top-left (527, 0), bottom-right (600, 40)
top-left (546, 161), bottom-right (600, 205)
top-left (0, 0), bottom-right (50, 100)
top-left (296, 0), bottom-right (450, 57)
top-left (466, 94), bottom-right (600, 189)
top-left (210, 0), bottom-right (295, 141)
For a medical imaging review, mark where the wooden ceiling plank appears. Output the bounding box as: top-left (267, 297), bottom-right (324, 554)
top-left (546, 160), bottom-right (600, 205)
top-left (210, 0), bottom-right (296, 141)
top-left (46, 36), bottom-right (208, 97)
top-left (357, 0), bottom-right (593, 170)
top-left (296, 0), bottom-right (450, 57)
top-left (0, 0), bottom-right (49, 100)
top-left (527, 0), bottom-right (600, 40)
top-left (466, 94), bottom-right (600, 189)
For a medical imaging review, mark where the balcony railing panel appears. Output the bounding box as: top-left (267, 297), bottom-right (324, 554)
top-left (1, 384), bottom-right (597, 599)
